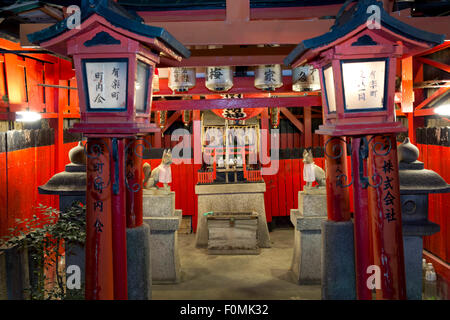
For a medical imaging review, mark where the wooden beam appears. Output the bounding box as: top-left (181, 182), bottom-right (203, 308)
top-left (417, 41), bottom-right (450, 57)
top-left (162, 110), bottom-right (181, 133)
top-left (416, 57), bottom-right (450, 74)
top-left (303, 106), bottom-right (312, 147)
top-left (154, 77), bottom-right (320, 96)
top-left (20, 12), bottom-right (450, 48)
top-left (226, 0), bottom-right (249, 23)
top-left (415, 87), bottom-right (449, 110)
top-left (153, 96), bottom-right (322, 111)
top-left (280, 107), bottom-right (304, 133)
top-left (401, 56), bottom-right (414, 113)
top-left (414, 107), bottom-right (444, 117)
top-left (158, 45), bottom-right (294, 67)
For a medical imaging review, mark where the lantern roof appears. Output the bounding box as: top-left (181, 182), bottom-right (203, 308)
top-left (284, 0), bottom-right (444, 67)
top-left (27, 0), bottom-right (190, 59)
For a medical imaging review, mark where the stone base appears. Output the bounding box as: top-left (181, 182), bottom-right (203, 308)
top-left (290, 191), bottom-right (327, 285)
top-left (126, 224), bottom-right (152, 300)
top-left (195, 183), bottom-right (271, 248)
top-left (403, 236), bottom-right (423, 300)
top-left (143, 191), bottom-right (175, 217)
top-left (321, 220), bottom-right (356, 300)
top-left (144, 210), bottom-right (181, 284)
top-left (65, 242), bottom-right (85, 299)
top-left (0, 245), bottom-right (30, 300)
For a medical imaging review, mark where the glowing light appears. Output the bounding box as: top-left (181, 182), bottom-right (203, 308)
top-left (434, 104), bottom-right (450, 116)
top-left (15, 111), bottom-right (42, 122)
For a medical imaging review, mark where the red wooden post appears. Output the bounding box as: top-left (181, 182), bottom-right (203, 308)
top-left (367, 134), bottom-right (407, 300)
top-left (125, 137), bottom-right (144, 228)
top-left (324, 135), bottom-right (351, 221)
top-left (304, 106), bottom-right (312, 148)
top-left (85, 138), bottom-right (114, 300)
top-left (110, 138), bottom-right (128, 300)
top-left (351, 136), bottom-right (373, 300)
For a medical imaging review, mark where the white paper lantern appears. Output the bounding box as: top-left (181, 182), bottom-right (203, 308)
top-left (292, 65), bottom-right (320, 92)
top-left (254, 64), bottom-right (283, 91)
top-left (205, 66), bottom-right (233, 92)
top-left (168, 67), bottom-right (196, 92)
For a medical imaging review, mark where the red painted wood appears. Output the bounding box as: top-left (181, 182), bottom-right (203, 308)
top-left (126, 137), bottom-right (143, 228)
top-left (153, 96), bottom-right (322, 111)
top-left (85, 138), bottom-right (114, 300)
top-left (292, 158), bottom-right (301, 210)
top-left (324, 136), bottom-right (351, 221)
top-left (0, 150), bottom-right (7, 237)
top-left (367, 134), bottom-right (406, 300)
top-left (351, 137), bottom-right (373, 300)
top-left (285, 159), bottom-right (294, 218)
top-left (110, 138), bottom-right (128, 300)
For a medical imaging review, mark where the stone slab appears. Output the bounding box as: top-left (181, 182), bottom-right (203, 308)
top-left (145, 216), bottom-right (181, 231)
top-left (403, 236), bottom-right (423, 300)
top-left (4, 245), bottom-right (30, 300)
top-left (298, 191), bottom-right (328, 217)
top-left (65, 242), bottom-right (85, 299)
top-left (195, 182), bottom-right (266, 195)
top-left (207, 217), bottom-right (258, 254)
top-left (126, 224), bottom-right (152, 300)
top-left (290, 190), bottom-right (327, 285)
top-left (0, 252), bottom-right (7, 300)
top-left (195, 183), bottom-right (270, 248)
top-left (321, 220), bottom-right (356, 300)
top-left (143, 191), bottom-right (175, 217)
top-left (143, 216), bottom-right (181, 284)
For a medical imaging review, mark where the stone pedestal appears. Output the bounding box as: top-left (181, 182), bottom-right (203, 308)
top-left (290, 189), bottom-right (327, 284)
top-left (195, 182), bottom-right (271, 248)
top-left (126, 224), bottom-right (152, 299)
top-left (321, 220), bottom-right (356, 299)
top-left (143, 190), bottom-right (181, 284)
top-left (0, 245), bottom-right (30, 299)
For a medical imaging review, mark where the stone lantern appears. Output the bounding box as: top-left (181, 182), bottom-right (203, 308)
top-left (397, 138), bottom-right (450, 299)
top-left (38, 141), bottom-right (86, 298)
top-left (39, 142), bottom-right (86, 210)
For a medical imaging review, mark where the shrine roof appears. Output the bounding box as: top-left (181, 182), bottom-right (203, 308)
top-left (284, 0), bottom-right (445, 67)
top-left (27, 0), bottom-right (190, 59)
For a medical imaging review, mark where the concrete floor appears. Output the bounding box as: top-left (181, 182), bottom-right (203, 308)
top-left (152, 228), bottom-right (321, 300)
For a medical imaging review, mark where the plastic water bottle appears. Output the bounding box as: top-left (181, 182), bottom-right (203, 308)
top-left (423, 263), bottom-right (438, 300)
top-left (422, 259), bottom-right (427, 293)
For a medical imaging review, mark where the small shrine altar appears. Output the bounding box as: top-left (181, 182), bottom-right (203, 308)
top-left (195, 110), bottom-right (271, 250)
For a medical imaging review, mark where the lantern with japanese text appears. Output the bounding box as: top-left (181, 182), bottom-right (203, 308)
top-left (27, 0), bottom-right (190, 301)
top-left (205, 66), bottom-right (234, 92)
top-left (285, 0), bottom-right (442, 137)
top-left (254, 64), bottom-right (283, 91)
top-left (28, 4), bottom-right (189, 136)
top-left (292, 65), bottom-right (320, 92)
top-left (168, 67), bottom-right (196, 92)
top-left (285, 0), bottom-right (443, 301)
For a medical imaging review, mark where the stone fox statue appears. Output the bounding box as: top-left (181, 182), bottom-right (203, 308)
top-left (302, 149), bottom-right (326, 188)
top-left (143, 149), bottom-right (173, 189)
